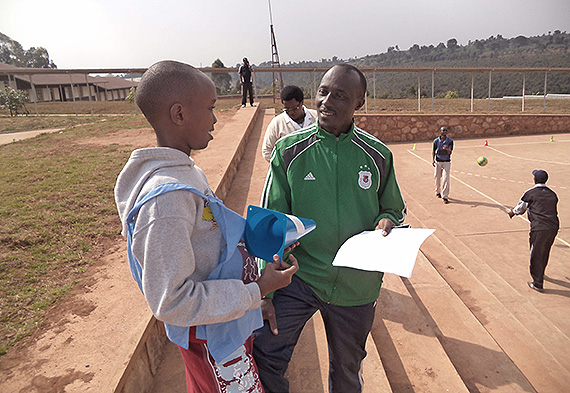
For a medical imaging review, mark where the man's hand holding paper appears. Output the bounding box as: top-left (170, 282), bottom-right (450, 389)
top-left (332, 227), bottom-right (435, 278)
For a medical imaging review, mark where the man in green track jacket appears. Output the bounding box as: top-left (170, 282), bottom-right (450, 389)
top-left (253, 64), bottom-right (406, 393)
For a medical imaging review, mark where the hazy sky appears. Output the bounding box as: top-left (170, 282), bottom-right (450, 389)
top-left (2, 0), bottom-right (569, 69)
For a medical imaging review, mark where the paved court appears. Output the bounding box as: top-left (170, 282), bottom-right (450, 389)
top-left (386, 132), bottom-right (570, 391)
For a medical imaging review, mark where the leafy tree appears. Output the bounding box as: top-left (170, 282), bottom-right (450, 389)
top-left (210, 58), bottom-right (232, 94)
top-left (0, 32), bottom-right (56, 68)
top-left (25, 47), bottom-right (57, 68)
top-left (444, 90), bottom-right (459, 99)
top-left (447, 38), bottom-right (458, 49)
top-left (125, 87), bottom-right (135, 103)
top-left (0, 87), bottom-right (29, 116)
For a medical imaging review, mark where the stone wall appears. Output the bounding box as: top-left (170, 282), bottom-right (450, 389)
top-left (354, 114), bottom-right (570, 142)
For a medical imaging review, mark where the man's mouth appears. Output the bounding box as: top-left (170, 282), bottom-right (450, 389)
top-left (320, 108), bottom-right (334, 117)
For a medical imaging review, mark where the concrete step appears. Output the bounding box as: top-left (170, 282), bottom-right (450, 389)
top-left (372, 270), bottom-right (470, 393)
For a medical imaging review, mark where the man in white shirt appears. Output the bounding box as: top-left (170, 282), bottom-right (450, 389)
top-left (261, 85), bottom-right (317, 161)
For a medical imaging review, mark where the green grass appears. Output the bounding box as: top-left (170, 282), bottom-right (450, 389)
top-left (0, 115), bottom-right (151, 356)
top-left (0, 99), bottom-right (243, 134)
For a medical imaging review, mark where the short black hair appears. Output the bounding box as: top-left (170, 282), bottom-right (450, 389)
top-left (280, 85), bottom-right (304, 103)
top-left (331, 64), bottom-right (367, 99)
top-left (532, 169), bottom-right (548, 183)
top-left (135, 60), bottom-right (202, 126)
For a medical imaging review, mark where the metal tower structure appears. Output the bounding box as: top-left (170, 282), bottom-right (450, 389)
top-left (268, 0), bottom-right (284, 102)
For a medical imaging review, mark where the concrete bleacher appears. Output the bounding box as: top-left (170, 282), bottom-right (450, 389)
top-left (113, 105), bottom-right (570, 392)
top-left (113, 105), bottom-right (480, 392)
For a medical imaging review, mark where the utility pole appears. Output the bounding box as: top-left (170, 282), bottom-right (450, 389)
top-left (268, 0), bottom-right (283, 102)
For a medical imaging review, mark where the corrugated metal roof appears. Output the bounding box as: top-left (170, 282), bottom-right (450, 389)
top-left (0, 62), bottom-right (137, 90)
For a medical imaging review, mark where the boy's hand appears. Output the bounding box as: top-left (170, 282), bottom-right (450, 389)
top-left (375, 218), bottom-right (395, 236)
top-left (507, 209), bottom-right (515, 219)
top-left (257, 253), bottom-right (298, 298)
top-left (256, 242), bottom-right (300, 335)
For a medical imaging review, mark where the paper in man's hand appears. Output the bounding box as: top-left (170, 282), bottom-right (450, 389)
top-left (332, 227), bottom-right (435, 278)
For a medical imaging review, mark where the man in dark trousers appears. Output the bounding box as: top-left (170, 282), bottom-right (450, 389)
top-left (508, 169), bottom-right (559, 293)
top-left (239, 57), bottom-right (255, 108)
top-left (253, 64), bottom-right (406, 393)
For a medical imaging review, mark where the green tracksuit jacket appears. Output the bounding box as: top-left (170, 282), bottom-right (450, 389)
top-left (261, 122), bottom-right (406, 306)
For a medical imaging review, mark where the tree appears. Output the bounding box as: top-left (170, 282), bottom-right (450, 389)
top-left (0, 87), bottom-right (30, 116)
top-left (125, 87), bottom-right (136, 104)
top-left (25, 47), bottom-right (57, 68)
top-left (0, 32), bottom-right (57, 68)
top-left (447, 38), bottom-right (458, 49)
top-left (210, 58), bottom-right (232, 94)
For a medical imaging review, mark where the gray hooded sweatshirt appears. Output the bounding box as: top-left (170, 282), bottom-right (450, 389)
top-left (114, 147), bottom-right (261, 328)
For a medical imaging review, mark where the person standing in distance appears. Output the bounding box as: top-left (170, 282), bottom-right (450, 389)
top-left (432, 126), bottom-right (454, 204)
top-left (253, 64), bottom-right (406, 393)
top-left (239, 57), bottom-right (255, 108)
top-left (508, 169), bottom-right (559, 293)
top-left (261, 85), bottom-right (317, 161)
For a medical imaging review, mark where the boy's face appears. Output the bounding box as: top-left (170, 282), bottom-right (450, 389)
top-left (183, 76), bottom-right (218, 151)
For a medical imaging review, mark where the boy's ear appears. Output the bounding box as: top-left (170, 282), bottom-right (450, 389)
top-left (170, 103), bottom-right (184, 125)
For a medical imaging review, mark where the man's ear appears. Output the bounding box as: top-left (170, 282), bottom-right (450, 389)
top-left (170, 103), bottom-right (184, 125)
top-left (355, 97), bottom-right (365, 111)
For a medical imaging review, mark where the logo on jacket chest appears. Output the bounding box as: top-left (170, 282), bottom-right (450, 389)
top-left (358, 165), bottom-right (372, 190)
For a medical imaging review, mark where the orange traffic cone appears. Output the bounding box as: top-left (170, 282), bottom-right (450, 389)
top-left (484, 140), bottom-right (488, 146)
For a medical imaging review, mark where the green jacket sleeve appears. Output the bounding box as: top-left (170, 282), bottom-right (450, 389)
top-left (374, 149), bottom-right (406, 227)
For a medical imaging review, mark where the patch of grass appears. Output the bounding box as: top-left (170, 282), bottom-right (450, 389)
top-left (0, 115), bottom-right (111, 134)
top-left (0, 116), bottom-right (151, 356)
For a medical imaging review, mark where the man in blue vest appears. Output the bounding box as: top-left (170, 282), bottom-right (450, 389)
top-left (432, 126), bottom-right (454, 204)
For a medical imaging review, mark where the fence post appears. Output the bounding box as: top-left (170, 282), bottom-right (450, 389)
top-left (29, 74), bottom-right (39, 115)
top-left (130, 72), bottom-right (138, 115)
top-left (84, 74), bottom-right (93, 115)
top-left (417, 72), bottom-right (421, 112)
top-left (521, 73), bottom-right (526, 113)
top-left (373, 70), bottom-right (376, 113)
top-left (543, 71), bottom-right (548, 113)
top-left (470, 73), bottom-right (475, 112)
top-left (69, 73), bottom-right (77, 116)
top-left (488, 71), bottom-right (492, 113)
top-left (431, 70), bottom-right (435, 113)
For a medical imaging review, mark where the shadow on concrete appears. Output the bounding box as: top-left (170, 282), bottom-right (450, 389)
top-left (444, 198), bottom-right (510, 212)
top-left (222, 110), bottom-right (265, 214)
top-left (380, 284), bottom-right (535, 393)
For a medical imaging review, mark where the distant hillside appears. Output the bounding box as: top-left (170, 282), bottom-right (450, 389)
top-left (256, 31), bottom-right (570, 98)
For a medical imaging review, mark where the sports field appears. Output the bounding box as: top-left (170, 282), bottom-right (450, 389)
top-left (383, 132), bottom-right (570, 391)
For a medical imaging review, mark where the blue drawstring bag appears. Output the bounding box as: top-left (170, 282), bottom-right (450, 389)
top-left (126, 182), bottom-right (263, 363)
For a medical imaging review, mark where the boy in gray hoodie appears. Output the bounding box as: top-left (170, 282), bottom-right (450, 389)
top-left (114, 60), bottom-right (297, 392)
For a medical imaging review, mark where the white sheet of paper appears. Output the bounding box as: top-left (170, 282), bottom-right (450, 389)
top-left (332, 228), bottom-right (435, 278)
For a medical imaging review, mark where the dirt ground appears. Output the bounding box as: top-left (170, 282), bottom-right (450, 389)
top-left (0, 111), bottom-right (236, 393)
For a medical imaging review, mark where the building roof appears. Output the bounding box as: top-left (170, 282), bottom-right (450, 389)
top-left (0, 62), bottom-right (137, 90)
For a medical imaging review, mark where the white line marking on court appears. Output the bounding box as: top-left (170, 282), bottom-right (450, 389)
top-left (407, 149), bottom-right (570, 248)
top-left (486, 146), bottom-right (570, 166)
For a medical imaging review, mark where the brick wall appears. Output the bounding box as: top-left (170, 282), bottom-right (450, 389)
top-left (354, 114), bottom-right (570, 142)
